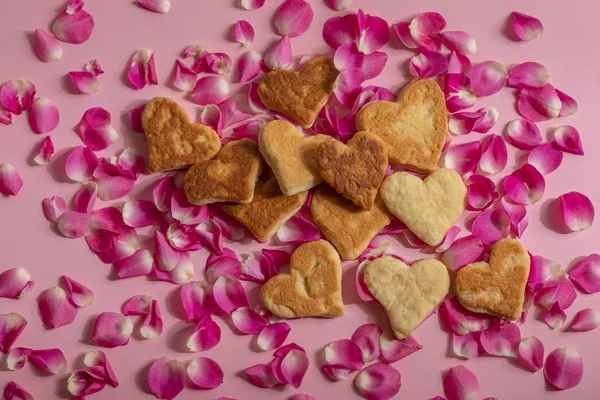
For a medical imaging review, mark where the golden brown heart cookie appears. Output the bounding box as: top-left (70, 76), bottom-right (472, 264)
top-left (455, 239), bottom-right (530, 320)
top-left (356, 79), bottom-right (447, 173)
top-left (365, 256), bottom-right (450, 339)
top-left (380, 168), bottom-right (466, 246)
top-left (258, 120), bottom-right (331, 195)
top-left (310, 185), bottom-right (392, 260)
top-left (183, 139), bottom-right (262, 205)
top-left (261, 240), bottom-right (344, 318)
top-left (222, 178), bottom-right (308, 242)
top-left (257, 56), bottom-right (339, 128)
top-left (317, 131), bottom-right (388, 210)
top-left (142, 97), bottom-right (221, 173)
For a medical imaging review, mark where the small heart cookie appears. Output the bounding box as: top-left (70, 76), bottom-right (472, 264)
top-left (356, 79), bottom-right (447, 173)
top-left (222, 178), bottom-right (308, 242)
top-left (310, 185), bottom-right (392, 260)
top-left (261, 240), bottom-right (344, 318)
top-left (317, 131), bottom-right (388, 210)
top-left (258, 120), bottom-right (331, 195)
top-left (183, 139), bottom-right (262, 205)
top-left (142, 97), bottom-right (221, 173)
top-left (258, 56), bottom-right (339, 128)
top-left (455, 239), bottom-right (530, 320)
top-left (381, 168), bottom-right (466, 246)
top-left (364, 256), bottom-right (450, 339)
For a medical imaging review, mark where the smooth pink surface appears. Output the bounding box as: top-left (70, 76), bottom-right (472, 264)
top-left (0, 1), bottom-right (599, 399)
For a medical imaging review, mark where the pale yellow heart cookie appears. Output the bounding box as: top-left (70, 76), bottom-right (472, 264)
top-left (364, 255), bottom-right (450, 339)
top-left (261, 240), bottom-right (345, 318)
top-left (380, 168), bottom-right (466, 246)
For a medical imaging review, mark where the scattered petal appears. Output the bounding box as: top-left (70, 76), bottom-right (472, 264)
top-left (535, 279), bottom-right (577, 310)
top-left (321, 364), bottom-right (353, 381)
top-left (439, 297), bottom-right (491, 335)
top-left (508, 62), bottom-right (549, 88)
top-left (92, 163), bottom-right (136, 201)
top-left (194, 220), bottom-right (224, 254)
top-left (238, 51), bottom-right (262, 83)
top-left (257, 322), bottom-right (291, 351)
top-left (558, 191), bottom-right (595, 232)
top-left (140, 299), bottom-right (163, 339)
top-left (137, 0), bottom-right (171, 13)
top-left (471, 209), bottom-right (510, 245)
top-left (6, 347), bottom-right (31, 370)
top-left (187, 357), bottom-right (224, 389)
top-left (0, 163), bottom-right (23, 196)
top-left (0, 110), bottom-right (12, 125)
top-left (452, 331), bottom-right (485, 360)
top-left (191, 76), bottom-right (230, 105)
top-left (187, 316), bottom-right (221, 352)
top-left (500, 196), bottom-right (529, 237)
top-left (67, 369), bottom-right (106, 397)
top-left (528, 255), bottom-right (565, 292)
top-left (232, 307), bottom-right (267, 334)
top-left (37, 287), bottom-right (78, 328)
top-left (505, 119), bottom-right (542, 150)
top-left (569, 308), bottom-right (600, 332)
top-left (128, 49), bottom-right (158, 89)
top-left (518, 336), bottom-right (544, 372)
top-left (379, 332), bottom-right (422, 363)
top-left (244, 363), bottom-right (279, 388)
top-left (57, 211), bottom-right (90, 238)
top-left (409, 51), bottom-right (448, 79)
top-left (33, 136), bottom-right (55, 165)
top-left (68, 71), bottom-right (100, 94)
top-left (28, 348), bottom-right (67, 374)
top-left (73, 182), bottom-right (97, 214)
top-left (334, 43), bottom-right (387, 80)
top-left (443, 365), bottom-right (479, 400)
top-left (2, 381), bottom-right (34, 400)
top-left (528, 143), bottom-right (563, 174)
top-left (442, 31), bottom-right (477, 55)
top-left (33, 29), bottom-right (63, 62)
top-left (466, 175), bottom-right (498, 211)
top-left (205, 52), bottom-right (233, 75)
top-left (517, 84), bottom-right (562, 122)
top-left (42, 195), bottom-right (68, 222)
top-left (240, 0), bottom-right (266, 10)
top-left (569, 254), bottom-right (600, 294)
top-left (173, 60), bottom-right (197, 91)
top-left (511, 12), bottom-right (543, 41)
top-left (355, 362), bottom-right (401, 400)
top-left (92, 312), bottom-right (133, 348)
top-left (123, 294), bottom-right (153, 316)
top-left (147, 357), bottom-right (185, 400)
top-left (128, 104), bottom-right (146, 134)
top-left (276, 215), bottom-right (321, 244)
top-left (65, 146), bottom-right (99, 182)
top-left (333, 68), bottom-right (365, 107)
top-left (469, 61), bottom-right (507, 97)
top-left (503, 163), bottom-right (545, 205)
top-left (441, 235), bottom-right (484, 272)
top-left (154, 231), bottom-right (194, 284)
top-left (0, 268), bottom-right (34, 300)
top-left (557, 89), bottom-right (578, 117)
top-left (436, 226), bottom-right (461, 253)
top-left (553, 125), bottom-right (584, 155)
top-left (480, 322), bottom-right (521, 357)
top-left (78, 107), bottom-right (117, 151)
top-left (0, 80), bottom-right (36, 115)
top-left (449, 108), bottom-right (498, 135)
top-left (213, 276), bottom-right (249, 314)
top-left (280, 348), bottom-right (309, 388)
top-left (325, 0), bottom-right (352, 11)
top-left (153, 175), bottom-right (176, 212)
top-left (274, 0), bottom-right (314, 38)
top-left (351, 324), bottom-right (382, 363)
top-left (83, 350), bottom-right (119, 387)
top-left (52, 0), bottom-right (94, 44)
top-left (28, 97), bottom-right (59, 134)
top-left (0, 313), bottom-right (27, 352)
top-left (324, 339), bottom-right (364, 371)
top-left (235, 20), bottom-right (255, 47)
top-left (263, 36), bottom-right (293, 71)
top-left (123, 200), bottom-right (162, 228)
top-left (62, 275), bottom-right (94, 308)
top-left (544, 347), bottom-right (583, 390)
top-left (181, 281), bottom-right (215, 322)
top-left (544, 302), bottom-right (567, 329)
top-left (444, 141), bottom-right (482, 175)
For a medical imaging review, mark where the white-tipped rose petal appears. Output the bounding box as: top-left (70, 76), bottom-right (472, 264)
top-left (503, 164), bottom-right (545, 205)
top-left (528, 255), bottom-right (565, 291)
top-left (172, 60), bottom-right (197, 91)
top-left (213, 276), bottom-right (249, 314)
top-left (443, 365), bottom-right (479, 400)
top-left (350, 323), bottom-right (382, 363)
top-left (0, 110), bottom-right (12, 125)
top-left (511, 12), bottom-right (543, 41)
top-left (442, 31), bottom-right (477, 55)
top-left (0, 313), bottom-right (27, 352)
top-left (446, 86), bottom-right (477, 113)
top-left (0, 80), bottom-right (36, 115)
top-left (128, 49), bottom-right (158, 89)
top-left (444, 141), bottom-right (482, 175)
top-left (123, 294), bottom-right (153, 316)
top-left (569, 308), bottom-right (600, 332)
top-left (439, 297), bottom-right (490, 335)
top-left (544, 347), bottom-right (583, 390)
top-left (333, 43), bottom-right (387, 80)
top-left (194, 220), bottom-right (223, 254)
top-left (140, 299), bottom-right (163, 339)
top-left (137, 0), bottom-right (171, 13)
top-left (323, 13), bottom-right (362, 50)
top-left (205, 52), bottom-right (233, 75)
top-left (333, 68), bottom-right (365, 107)
top-left (92, 312), bottom-right (133, 348)
top-left (191, 76), bottom-right (230, 105)
top-left (240, 0), bottom-right (265, 10)
top-left (568, 254), bottom-right (600, 294)
top-left (147, 357), bottom-right (185, 400)
top-left (553, 125), bottom-right (583, 155)
top-left (544, 302), bottom-right (567, 330)
top-left (3, 381), bottom-right (34, 400)
top-left (234, 20), bottom-right (255, 47)
top-left (321, 364), bottom-right (353, 381)
top-left (187, 357), bottom-right (224, 389)
top-left (6, 347), bottom-right (31, 370)
top-left (33, 136), bottom-right (55, 165)
top-left (68, 71), bottom-right (100, 94)
top-left (0, 268), bottom-right (34, 299)
top-left (518, 336), bottom-right (544, 372)
top-left (42, 195), bottom-right (67, 222)
top-left (74, 181), bottom-right (97, 212)
top-left (379, 332), bottom-right (422, 364)
top-left (244, 363), bottom-right (279, 388)
top-left (280, 349), bottom-right (309, 388)
top-left (187, 316), bottom-right (221, 352)
top-left (480, 322), bottom-right (521, 358)
top-left (154, 231), bottom-right (194, 284)
top-left (471, 209), bottom-right (510, 245)
top-left (508, 62), bottom-right (549, 89)
top-left (528, 143), bottom-right (563, 175)
top-left (409, 51), bottom-right (448, 79)
top-left (442, 235), bottom-right (484, 272)
top-left (517, 84), bottom-right (561, 122)
top-left (355, 363), bottom-right (401, 400)
top-left (558, 192), bottom-right (594, 232)
top-left (276, 215), bottom-right (321, 244)
top-left (557, 89), bottom-right (578, 117)
top-left (232, 307), bottom-right (267, 334)
top-left (325, 0), bottom-right (352, 10)
top-left (92, 163), bottom-right (136, 201)
top-left (239, 250), bottom-right (267, 283)
top-left (123, 200), bottom-right (161, 228)
top-left (263, 36), bottom-right (293, 71)
top-left (33, 29), bottom-right (63, 62)
top-left (355, 10), bottom-right (390, 54)
top-left (324, 339), bottom-right (364, 371)
top-left (238, 51), bottom-right (262, 83)
top-left (469, 61), bottom-right (507, 97)
top-left (505, 119), bottom-right (542, 150)
top-left (257, 322), bottom-right (291, 351)
top-left (78, 107), bottom-right (117, 151)
top-left (535, 280), bottom-right (577, 310)
top-left (52, 0), bottom-right (94, 44)
top-left (452, 331), bottom-right (484, 359)
top-left (170, 190), bottom-right (209, 225)
top-left (65, 146), bottom-right (99, 182)
top-left (181, 281), bottom-right (215, 322)
top-left (37, 287), bottom-right (78, 328)
top-left (83, 351), bottom-right (118, 387)
top-left (466, 175), bottom-right (497, 211)
top-left (28, 97), bottom-right (59, 134)
top-left (289, 395), bottom-right (316, 400)
top-left (0, 163), bottom-right (23, 196)
top-left (118, 147), bottom-right (145, 178)
top-left (28, 348), bottom-right (67, 374)
top-left (66, 369), bottom-right (106, 397)
top-left (274, 0), bottom-right (313, 38)
top-left (62, 275), bottom-right (94, 308)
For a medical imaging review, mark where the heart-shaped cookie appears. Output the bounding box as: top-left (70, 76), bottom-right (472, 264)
top-left (356, 79), bottom-right (447, 173)
top-left (261, 240), bottom-right (344, 318)
top-left (183, 139), bottom-right (262, 205)
top-left (142, 97), bottom-right (221, 173)
top-left (455, 239), bottom-right (530, 320)
top-left (258, 56), bottom-right (339, 128)
top-left (310, 185), bottom-right (392, 260)
top-left (317, 131), bottom-right (388, 210)
top-left (381, 168), bottom-right (466, 246)
top-left (364, 256), bottom-right (450, 339)
top-left (222, 178), bottom-right (308, 242)
top-left (258, 120), bottom-right (331, 195)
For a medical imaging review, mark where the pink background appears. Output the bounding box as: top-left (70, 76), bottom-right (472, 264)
top-left (1, 0), bottom-right (599, 399)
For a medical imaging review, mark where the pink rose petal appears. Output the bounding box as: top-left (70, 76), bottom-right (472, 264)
top-left (443, 365), bottom-right (479, 400)
top-left (200, 104), bottom-right (222, 136)
top-left (28, 97), bottom-right (59, 134)
top-left (140, 299), bottom-right (163, 339)
top-left (6, 347), bottom-right (31, 370)
top-left (350, 323), bottom-right (382, 363)
top-left (333, 68), bottom-right (365, 107)
top-left (187, 316), bottom-right (221, 352)
top-left (471, 209), bottom-right (510, 245)
top-left (535, 279), bottom-right (577, 310)
top-left (154, 231), bottom-right (194, 284)
top-left (505, 119), bottom-right (542, 150)
top-left (274, 0), bottom-right (314, 38)
top-left (123, 200), bottom-right (162, 228)
top-left (334, 43), bottom-right (387, 80)
top-left (508, 62), bottom-right (549, 89)
top-left (323, 13), bottom-right (360, 49)
top-left (528, 255), bottom-right (565, 292)
top-left (325, 0), bottom-right (352, 11)
top-left (500, 196), bottom-right (529, 237)
top-left (244, 363), bottom-right (279, 388)
top-left (439, 297), bottom-right (491, 335)
top-left (528, 143), bottom-right (563, 175)
top-left (191, 76), bottom-right (230, 105)
top-left (93, 312), bottom-right (133, 348)
top-left (2, 381), bottom-right (33, 400)
top-left (0, 268), bottom-right (34, 300)
top-left (248, 81), bottom-right (269, 114)
top-left (517, 84), bottom-right (562, 122)
top-left (137, 0), bottom-right (171, 13)
top-left (128, 103), bottom-right (146, 134)
top-left (28, 348), bottom-right (67, 374)
top-left (407, 12), bottom-right (446, 51)
top-left (205, 52), bottom-right (233, 75)
top-left (449, 108), bottom-right (498, 135)
top-left (469, 61), bottom-right (507, 97)
top-left (238, 51), bottom-right (262, 83)
top-left (324, 339), bottom-right (364, 371)
top-left (544, 302), bottom-right (567, 329)
top-left (321, 364), bottom-right (353, 381)
top-left (180, 281), bottom-right (215, 322)
top-left (240, 250), bottom-right (268, 282)
top-left (0, 163), bottom-right (23, 196)
top-left (234, 20), bottom-right (255, 47)
top-left (452, 331), bottom-right (484, 359)
top-left (518, 336), bottom-right (544, 372)
top-left (147, 357), bottom-right (185, 400)
top-left (123, 294), bottom-right (153, 316)
top-left (569, 308), bottom-right (600, 332)
top-left (62, 275), bottom-right (94, 308)
top-left (0, 80), bottom-right (36, 115)
top-left (232, 307), bottom-right (267, 334)
top-left (511, 12), bottom-right (543, 41)
top-left (42, 195), bottom-right (67, 222)
top-left (558, 191), bottom-right (595, 232)
top-left (569, 254), bottom-right (600, 294)
top-left (57, 211), bottom-right (90, 238)
top-left (436, 226), bottom-right (461, 253)
top-left (67, 369), bottom-right (106, 397)
top-left (68, 71), bottom-right (100, 94)
top-left (503, 163), bottom-right (545, 205)
top-left (556, 89), bottom-right (578, 117)
top-left (257, 322), bottom-right (291, 351)
top-left (173, 60), bottom-right (197, 91)
top-left (0, 313), bottom-right (27, 352)
top-left (355, 363), bottom-right (401, 400)
top-left (187, 357), bottom-right (224, 389)
top-left (88, 206), bottom-right (129, 234)
top-left (52, 0), bottom-right (94, 44)
top-left (280, 348), bottom-right (309, 388)
top-left (409, 51), bottom-right (448, 79)
top-left (83, 350), bottom-right (119, 387)
top-left (544, 347), bottom-right (583, 390)
top-left (442, 31), bottom-right (477, 55)
top-left (33, 29), bottom-right (63, 62)
top-left (480, 322), bottom-right (521, 357)
top-left (171, 190), bottom-right (209, 225)
top-left (444, 141), bottom-right (482, 175)
top-left (441, 235), bottom-right (484, 272)
top-left (65, 146), bottom-right (99, 182)
top-left (74, 182), bottom-right (97, 214)
top-left (206, 248), bottom-right (241, 282)
top-left (240, 0), bottom-right (265, 10)
top-left (466, 175), bottom-right (498, 211)
top-left (263, 36), bottom-right (293, 71)
top-left (92, 163), bottom-right (136, 201)
top-left (553, 125), bottom-right (584, 155)
top-left (276, 215), bottom-right (321, 244)
top-left (33, 136), bottom-right (55, 166)
top-left (95, 229), bottom-right (140, 264)
top-left (213, 276), bottom-right (249, 314)
top-left (193, 220), bottom-right (224, 254)
top-left (0, 110), bottom-right (12, 125)
top-left (128, 49), bottom-right (158, 89)
top-left (446, 85), bottom-right (476, 113)
top-left (78, 107), bottom-right (117, 151)
top-left (37, 287), bottom-right (78, 328)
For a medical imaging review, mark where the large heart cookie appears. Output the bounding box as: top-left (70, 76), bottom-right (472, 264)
top-left (381, 168), bottom-right (466, 246)
top-left (183, 139), bottom-right (262, 205)
top-left (258, 56), bottom-right (339, 128)
top-left (455, 239), bottom-right (530, 320)
top-left (142, 97), bottom-right (221, 173)
top-left (364, 256), bottom-right (450, 339)
top-left (356, 79), bottom-right (447, 173)
top-left (261, 240), bottom-right (344, 318)
top-left (258, 120), bottom-right (331, 195)
top-left (317, 131), bottom-right (388, 210)
top-left (310, 185), bottom-right (392, 260)
top-left (222, 178), bottom-right (308, 242)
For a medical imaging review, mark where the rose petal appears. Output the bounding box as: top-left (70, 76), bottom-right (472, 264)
top-left (274, 0), bottom-right (314, 38)
top-left (321, 364), bottom-right (354, 380)
top-left (544, 302), bottom-right (567, 330)
top-left (61, 275), bottom-right (94, 308)
top-left (500, 197), bottom-right (529, 237)
top-left (93, 163), bottom-right (136, 201)
top-left (232, 307), bottom-right (267, 334)
top-left (31, 136), bottom-right (54, 166)
top-left (194, 220), bottom-right (224, 254)
top-left (37, 287), bottom-right (78, 328)
top-left (449, 108), bottom-right (498, 136)
top-left (324, 339), bottom-right (364, 371)
top-left (535, 279), bottom-right (577, 310)
top-left (517, 84), bottom-right (562, 122)
top-left (553, 125), bottom-right (584, 155)
top-left (508, 62), bottom-right (549, 88)
top-left (480, 321), bottom-right (521, 357)
top-left (65, 146), bottom-right (99, 182)
top-left (407, 12), bottom-right (446, 51)
top-left (511, 12), bottom-right (543, 41)
top-left (263, 36), bottom-right (293, 71)
top-left (57, 211), bottom-right (90, 238)
top-left (0, 80), bottom-right (36, 115)
top-left (441, 235), bottom-right (484, 272)
top-left (0, 110), bottom-right (12, 125)
top-left (471, 209), bottom-right (510, 245)
top-left (355, 363), bottom-right (401, 400)
top-left (187, 357), bottom-right (224, 389)
top-left (444, 141), bottom-right (482, 175)
top-left (128, 104), bottom-right (146, 134)
top-left (528, 255), bottom-right (565, 292)
top-left (354, 10), bottom-right (390, 54)
top-left (122, 200), bottom-right (161, 228)
top-left (147, 357), bottom-right (185, 400)
top-left (128, 49), bottom-right (158, 89)
top-left (323, 13), bottom-right (359, 50)
top-left (205, 52), bottom-right (233, 75)
top-left (27, 97), bottom-right (59, 134)
top-left (557, 89), bottom-right (578, 117)
top-left (180, 281), bottom-right (215, 322)
top-left (466, 175), bottom-right (497, 211)
top-left (83, 350), bottom-right (118, 387)
top-left (33, 29), bottom-right (63, 62)
top-left (95, 229), bottom-right (140, 264)
top-left (240, 0), bottom-right (265, 10)
top-left (234, 20), bottom-right (255, 47)
top-left (503, 164), bottom-right (545, 205)
top-left (0, 268), bottom-right (34, 300)
top-left (280, 349), bottom-right (309, 388)
top-left (257, 322), bottom-right (291, 351)
top-left (238, 51), bottom-right (262, 83)
top-left (0, 313), bottom-right (27, 352)
top-left (350, 323), bottom-right (382, 363)
top-left (123, 294), bottom-right (153, 316)
top-left (92, 312), bottom-right (133, 348)
top-left (378, 332), bottom-right (422, 364)
top-left (409, 51), bottom-right (448, 79)
top-left (213, 276), bottom-right (249, 314)
top-left (0, 163), bottom-right (23, 196)
top-left (78, 107), bottom-right (117, 151)
top-left (42, 195), bottom-right (67, 222)
top-left (439, 297), bottom-right (491, 335)
top-left (139, 299), bottom-right (163, 339)
top-left (6, 347), bottom-right (31, 370)
top-left (334, 43), bottom-right (387, 80)
top-left (528, 143), bottom-right (563, 175)
top-left (173, 60), bottom-right (197, 91)
top-left (191, 76), bottom-right (230, 105)
top-left (558, 191), bottom-right (595, 232)
top-left (325, 0), bottom-right (352, 11)
top-left (67, 369), bottom-right (106, 397)
top-left (276, 215), bottom-right (321, 244)
top-left (73, 182), bottom-right (97, 214)
top-left (544, 347), bottom-right (583, 390)
top-left (505, 119), bottom-right (542, 150)
top-left (28, 348), bottom-right (67, 374)
top-left (435, 226), bottom-right (461, 253)
top-left (443, 365), bottom-right (479, 400)
top-left (68, 71), bottom-right (100, 94)
top-left (3, 381), bottom-right (34, 400)
top-left (569, 308), bottom-right (600, 332)
top-left (442, 31), bottom-right (477, 55)
top-left (88, 206), bottom-right (129, 233)
top-left (52, 1), bottom-right (94, 44)
top-left (154, 231), bottom-right (194, 284)
top-left (569, 254), bottom-right (600, 294)
top-left (153, 175), bottom-right (176, 212)
top-left (187, 316), bottom-right (221, 352)
top-left (469, 61), bottom-right (507, 97)
top-left (452, 331), bottom-right (484, 359)
top-left (137, 0), bottom-right (171, 13)
top-left (239, 250), bottom-right (268, 282)
top-left (248, 81), bottom-right (269, 114)
top-left (446, 85), bottom-right (477, 113)
top-left (517, 336), bottom-right (545, 372)
top-left (244, 363), bottom-right (279, 388)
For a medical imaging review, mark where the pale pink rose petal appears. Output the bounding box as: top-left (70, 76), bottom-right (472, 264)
top-left (558, 192), bottom-right (595, 232)
top-left (6, 347), bottom-right (31, 370)
top-left (123, 200), bottom-right (161, 228)
top-left (194, 220), bottom-right (224, 254)
top-left (469, 61), bottom-right (507, 97)
top-left (528, 143), bottom-right (563, 175)
top-left (154, 231), bottom-right (194, 283)
top-left (553, 125), bottom-right (584, 155)
top-left (466, 175), bottom-right (497, 211)
top-left (257, 322), bottom-right (291, 351)
top-left (535, 279), bottom-right (577, 310)
top-left (172, 60), bottom-right (197, 91)
top-left (67, 369), bottom-right (106, 397)
top-left (517, 336), bottom-right (544, 372)
top-left (556, 89), bottom-right (578, 117)
top-left (280, 348), bottom-right (309, 388)
top-left (480, 322), bottom-right (521, 357)
top-left (68, 71), bottom-right (100, 94)
top-left (333, 68), bottom-right (365, 107)
top-left (276, 215), bottom-right (321, 244)
top-left (238, 51), bottom-right (262, 83)
top-left (187, 357), bottom-right (224, 389)
top-left (351, 323), bottom-right (382, 363)
top-left (0, 313), bottom-right (27, 352)
top-left (61, 275), bottom-right (94, 308)
top-left (28, 97), bottom-right (59, 134)
top-left (205, 52), bottom-right (233, 75)
top-left (508, 62), bottom-right (549, 89)
top-left (544, 347), bottom-right (583, 390)
top-left (436, 226), bottom-right (461, 253)
top-left (500, 196), bottom-right (529, 237)
top-left (33, 136), bottom-right (55, 166)
top-left (379, 332), bottom-right (422, 363)
top-left (0, 268), bottom-right (34, 300)
top-left (511, 12), bottom-right (543, 41)
top-left (73, 182), bottom-right (97, 213)
top-left (443, 141), bottom-right (482, 175)
top-left (92, 312), bottom-right (133, 348)
top-left (244, 363), bottom-right (279, 388)
top-left (83, 350), bottom-right (119, 387)
top-left (153, 175), bottom-right (176, 212)
top-left (442, 235), bottom-right (484, 272)
top-left (128, 103), bottom-right (146, 134)
top-left (28, 348), bottom-right (67, 374)
top-left (274, 0), bottom-right (313, 38)
top-left (42, 195), bottom-right (68, 222)
top-left (147, 357), bottom-right (185, 400)
top-left (333, 43), bottom-right (387, 80)
top-left (544, 302), bottom-right (567, 329)
top-left (38, 287), bottom-right (78, 328)
top-left (528, 255), bottom-right (565, 292)
top-left (503, 163), bottom-right (545, 205)
top-left (569, 308), bottom-right (600, 332)
top-left (191, 76), bottom-right (230, 105)
top-left (65, 146), bottom-right (99, 182)
top-left (240, 0), bottom-right (266, 10)
top-left (78, 107), bottom-right (118, 151)
top-left (324, 339), bottom-right (364, 371)
top-left (517, 84), bottom-right (561, 122)
top-left (355, 9), bottom-right (390, 54)
top-left (323, 14), bottom-right (359, 50)
top-left (355, 363), bottom-right (401, 400)
top-left (33, 29), bottom-right (63, 62)
top-left (128, 49), bottom-right (158, 89)
top-left (140, 299), bottom-right (163, 339)
top-left (187, 316), bottom-right (221, 352)
top-left (234, 20), bottom-right (255, 47)
top-left (181, 281), bottom-right (215, 322)
top-left (213, 276), bottom-right (249, 314)
top-left (123, 294), bottom-right (153, 316)
top-left (263, 36), bottom-right (293, 71)
top-left (0, 110), bottom-right (12, 125)
top-left (0, 80), bottom-right (36, 115)
top-left (57, 211), bottom-right (90, 238)
top-left (409, 51), bottom-right (448, 79)
top-left (52, 0), bottom-right (94, 44)
top-left (2, 382), bottom-right (33, 400)
top-left (452, 331), bottom-right (484, 359)
top-left (442, 31), bottom-right (477, 55)
top-left (137, 0), bottom-right (171, 13)
top-left (92, 163), bottom-right (136, 201)
top-left (505, 119), bottom-right (542, 150)
top-left (471, 209), bottom-right (510, 245)
top-left (0, 163), bottom-right (23, 196)
top-left (568, 254), bottom-right (600, 294)
top-left (232, 307), bottom-right (267, 334)
top-left (325, 0), bottom-right (352, 11)
top-left (443, 365), bottom-right (479, 400)
top-left (439, 297), bottom-right (491, 335)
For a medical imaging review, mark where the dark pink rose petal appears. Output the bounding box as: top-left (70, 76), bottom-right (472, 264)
top-left (0, 163), bottom-right (23, 196)
top-left (480, 322), bottom-right (521, 358)
top-left (568, 254), bottom-right (600, 294)
top-left (28, 348), bottom-right (67, 374)
top-left (187, 316), bottom-right (221, 352)
top-left (68, 71), bottom-right (100, 94)
top-left (508, 62), bottom-right (549, 88)
top-left (263, 36), bottom-right (293, 71)
top-left (333, 68), bottom-right (365, 107)
top-left (172, 59), bottom-right (197, 91)
top-left (62, 275), bottom-right (94, 308)
top-left (193, 220), bottom-right (224, 254)
top-left (92, 312), bottom-right (133, 348)
top-left (147, 357), bottom-right (185, 400)
top-left (518, 336), bottom-right (544, 372)
top-left (553, 125), bottom-right (584, 155)
top-left (232, 307), bottom-right (267, 334)
top-left (466, 175), bottom-right (497, 211)
top-left (28, 97), bottom-right (59, 134)
top-left (2, 381), bottom-right (34, 400)
top-left (334, 43), bottom-right (387, 80)
top-left (324, 339), bottom-right (364, 371)
top-left (154, 231), bottom-right (194, 284)
top-left (517, 84), bottom-right (561, 122)
top-left (78, 107), bottom-right (117, 151)
top-left (0, 313), bottom-right (27, 352)
top-left (323, 13), bottom-right (359, 50)
top-left (88, 206), bottom-right (129, 233)
top-left (503, 163), bottom-right (545, 205)
top-left (436, 226), bottom-right (461, 253)
top-left (379, 332), bottom-right (422, 363)
top-left (83, 350), bottom-right (119, 387)
top-left (439, 297), bottom-right (491, 335)
top-left (505, 119), bottom-right (542, 150)
top-left (0, 268), bottom-right (34, 300)
top-left (511, 12), bottom-right (543, 41)
top-left (469, 61), bottom-right (506, 97)
top-left (452, 331), bottom-right (484, 359)
top-left (38, 287), bottom-right (78, 328)
top-left (351, 323), bottom-right (382, 363)
top-left (500, 196), bottom-right (529, 237)
top-left (409, 51), bottom-right (448, 79)
top-left (471, 209), bottom-right (510, 245)
top-left (180, 281), bottom-right (215, 322)
top-left (137, 0), bottom-right (171, 13)
top-left (65, 146), bottom-right (99, 182)
top-left (274, 0), bottom-right (313, 38)
top-left (442, 31), bottom-right (477, 55)
top-left (74, 182), bottom-right (97, 213)
top-left (544, 347), bottom-right (583, 390)
top-left (6, 347), bottom-right (31, 370)
top-left (0, 110), bottom-right (12, 125)
top-left (257, 322), bottom-right (291, 351)
top-left (280, 348), bottom-right (309, 388)
top-left (558, 191), bottom-right (595, 232)
top-left (234, 20), bottom-right (254, 47)
top-left (528, 143), bottom-right (563, 175)
top-left (187, 357), bottom-right (224, 389)
top-left (238, 51), bottom-right (262, 83)
top-left (244, 363), bottom-right (279, 388)
top-left (443, 365), bottom-right (479, 400)
top-left (52, 0), bottom-right (94, 44)
top-left (535, 279), bottom-right (577, 310)
top-left (128, 49), bottom-right (158, 89)
top-left (569, 308), bottom-right (600, 332)
top-left (123, 294), bottom-right (153, 316)
top-left (205, 52), bottom-right (233, 75)
top-left (321, 364), bottom-right (353, 380)
top-left (443, 141), bottom-right (482, 174)
top-left (0, 80), bottom-right (36, 115)
top-left (128, 103), bottom-right (146, 134)
top-left (33, 29), bottom-right (63, 62)
top-left (276, 215), bottom-right (321, 244)
top-left (441, 235), bottom-right (484, 272)
top-left (355, 363), bottom-right (401, 400)
top-left (123, 200), bottom-right (162, 228)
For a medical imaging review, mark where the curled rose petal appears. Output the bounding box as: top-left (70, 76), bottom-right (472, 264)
top-left (128, 49), bottom-right (158, 89)
top-left (394, 12), bottom-right (446, 51)
top-left (0, 313), bottom-right (27, 352)
top-left (511, 12), bottom-right (543, 41)
top-left (508, 62), bottom-right (549, 89)
top-left (173, 60), bottom-right (197, 91)
top-left (544, 302), bottom-right (567, 329)
top-left (2, 381), bottom-right (34, 400)
top-left (379, 332), bottom-right (422, 363)
top-left (558, 192), bottom-right (595, 232)
top-left (33, 136), bottom-right (55, 165)
top-left (333, 68), bottom-right (365, 107)
top-left (147, 357), bottom-right (185, 400)
top-left (505, 119), bottom-right (542, 150)
top-left (235, 20), bottom-right (255, 47)
top-left (78, 107), bottom-right (117, 151)
top-left (42, 195), bottom-right (68, 222)
top-left (517, 84), bottom-right (562, 122)
top-left (528, 255), bottom-right (565, 291)
top-left (0, 80), bottom-right (36, 115)
top-left (187, 316), bottom-right (221, 352)
top-left (439, 297), bottom-right (490, 335)
top-left (38, 287), bottom-right (78, 328)
top-left (449, 108), bottom-right (498, 136)
top-left (480, 322), bottom-right (521, 358)
top-left (65, 146), bottom-right (99, 182)
top-left (28, 97), bottom-right (59, 134)
top-left (324, 339), bottom-right (364, 371)
top-left (140, 299), bottom-right (163, 339)
top-left (123, 294), bottom-right (153, 316)
top-left (123, 200), bottom-right (161, 228)
top-left (528, 143), bottom-right (563, 175)
top-left (471, 209), bottom-right (510, 245)
top-left (503, 164), bottom-right (545, 205)
top-left (443, 365), bottom-right (479, 400)
top-left (436, 226), bottom-right (461, 253)
top-left (257, 322), bottom-right (291, 351)
top-left (206, 247), bottom-right (241, 282)
top-left (28, 348), bottom-right (67, 374)
top-left (52, 0), bottom-right (94, 44)
top-left (442, 31), bottom-right (477, 55)
top-left (232, 307), bottom-right (267, 334)
top-left (557, 89), bottom-right (578, 117)
top-left (325, 0), bottom-right (352, 10)
top-left (238, 51), bottom-right (262, 83)
top-left (154, 231), bottom-right (194, 284)
top-left (213, 276), bottom-right (249, 314)
top-left (92, 163), bottom-right (136, 201)
top-left (569, 308), bottom-right (600, 332)
top-left (452, 331), bottom-right (484, 359)
top-left (535, 279), bottom-right (577, 310)
top-left (244, 363), bottom-right (279, 388)
top-left (351, 323), bottom-right (382, 363)
top-left (333, 43), bottom-right (388, 80)
top-left (500, 197), bottom-right (529, 237)
top-left (443, 141), bottom-right (482, 175)
top-left (466, 175), bottom-right (497, 211)
top-left (281, 348), bottom-right (309, 388)
top-left (200, 104), bottom-right (222, 136)
top-left (137, 0), bottom-right (171, 13)
top-left (187, 357), bottom-right (224, 389)
top-left (191, 76), bottom-right (230, 105)
top-left (62, 275), bottom-right (94, 307)
top-left (181, 281), bottom-right (215, 322)
top-left (469, 61), bottom-right (507, 97)
top-left (33, 29), bottom-right (63, 62)
top-left (205, 52), bottom-right (233, 75)
top-left (194, 220), bottom-right (223, 254)
top-left (544, 347), bottom-right (583, 390)
top-left (6, 347), bottom-right (31, 370)
top-left (518, 336), bottom-right (544, 372)
top-left (93, 312), bottom-right (133, 348)
top-left (263, 36), bottom-right (293, 71)
top-left (409, 51), bottom-right (448, 79)
top-left (67, 369), bottom-right (106, 397)
top-left (83, 351), bottom-right (118, 387)
top-left (568, 254), bottom-right (600, 294)
top-left (355, 363), bottom-right (401, 400)
top-left (276, 215), bottom-right (321, 244)
top-left (0, 164), bottom-right (23, 196)
top-left (128, 103), bottom-right (146, 134)
top-left (274, 0), bottom-right (314, 38)
top-left (68, 71), bottom-right (100, 94)
top-left (0, 268), bottom-right (34, 299)
top-left (553, 125), bottom-right (584, 155)
top-left (441, 235), bottom-right (484, 272)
